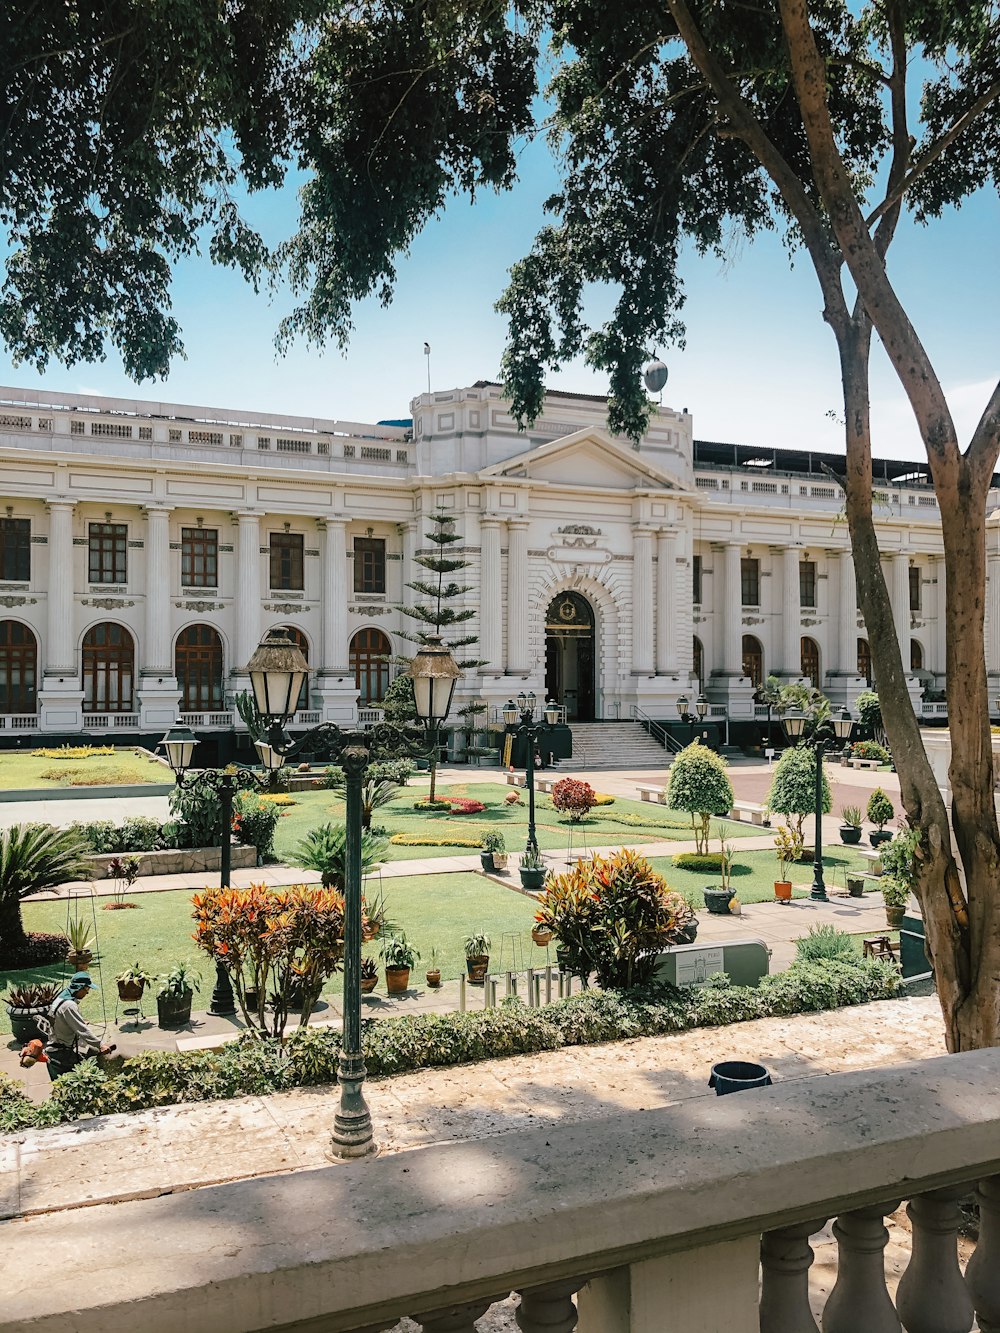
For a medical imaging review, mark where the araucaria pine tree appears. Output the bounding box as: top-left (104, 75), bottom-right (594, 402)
top-left (401, 510), bottom-right (485, 801)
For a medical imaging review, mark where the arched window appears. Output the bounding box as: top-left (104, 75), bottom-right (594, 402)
top-left (857, 638), bottom-right (873, 686)
top-left (350, 627), bottom-right (391, 704)
top-left (0, 621), bottom-right (37, 714)
top-left (175, 625), bottom-right (223, 712)
top-left (281, 626), bottom-right (310, 711)
top-left (742, 635), bottom-right (764, 688)
top-left (82, 623), bottom-right (135, 713)
top-left (910, 639), bottom-right (924, 672)
top-left (800, 636), bottom-right (820, 689)
top-left (693, 635), bottom-right (704, 691)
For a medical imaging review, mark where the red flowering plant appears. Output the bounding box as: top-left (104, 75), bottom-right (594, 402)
top-left (551, 778), bottom-right (597, 823)
top-left (450, 799), bottom-right (487, 815)
top-left (192, 883), bottom-right (345, 1039)
top-left (534, 848), bottom-right (696, 990)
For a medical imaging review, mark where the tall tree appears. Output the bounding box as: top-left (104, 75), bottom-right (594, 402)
top-left (401, 509), bottom-right (484, 802)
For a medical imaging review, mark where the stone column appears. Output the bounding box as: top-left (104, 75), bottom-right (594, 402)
top-left (506, 519), bottom-right (530, 674)
top-left (632, 526), bottom-right (655, 675)
top-left (987, 554), bottom-right (1000, 679)
top-left (781, 546), bottom-right (801, 675)
top-left (838, 549), bottom-right (858, 674)
top-left (400, 521), bottom-right (417, 611)
top-left (722, 542), bottom-right (742, 675)
top-left (655, 529), bottom-right (677, 675)
top-left (235, 511), bottom-right (262, 673)
top-left (321, 517), bottom-right (350, 674)
top-left (142, 507), bottom-right (173, 674)
top-left (45, 501), bottom-right (75, 675)
top-left (479, 517), bottom-right (503, 673)
top-left (891, 553), bottom-right (911, 667)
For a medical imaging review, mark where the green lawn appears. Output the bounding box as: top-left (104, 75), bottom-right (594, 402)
top-left (0, 747), bottom-right (167, 790)
top-left (270, 780), bottom-right (764, 864)
top-left (1, 872), bottom-right (539, 1034)
top-left (649, 847), bottom-right (874, 908)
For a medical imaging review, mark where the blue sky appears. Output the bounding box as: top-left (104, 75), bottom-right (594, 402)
top-left (1, 130), bottom-right (996, 461)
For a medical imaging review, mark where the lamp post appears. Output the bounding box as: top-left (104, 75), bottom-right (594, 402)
top-left (676, 691), bottom-right (709, 744)
top-left (781, 705), bottom-right (854, 901)
top-left (502, 692), bottom-right (561, 853)
top-left (244, 626), bottom-right (459, 1158)
top-left (158, 720), bottom-right (279, 1017)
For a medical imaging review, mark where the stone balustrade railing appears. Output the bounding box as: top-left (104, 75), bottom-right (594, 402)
top-left (3, 1050), bottom-right (1000, 1332)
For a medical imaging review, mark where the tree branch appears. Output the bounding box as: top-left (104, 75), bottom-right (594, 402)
top-left (966, 376), bottom-right (1000, 485)
top-left (870, 0), bottom-right (910, 263)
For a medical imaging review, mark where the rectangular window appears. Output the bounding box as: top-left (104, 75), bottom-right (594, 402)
top-left (799, 560), bottom-right (817, 608)
top-left (88, 522), bottom-right (128, 584)
top-left (0, 518), bottom-right (30, 581)
top-left (354, 536), bottom-right (386, 594)
top-left (692, 554), bottom-right (702, 604)
top-left (181, 527), bottom-right (218, 588)
top-left (909, 565), bottom-right (921, 612)
top-left (269, 532), bottom-right (304, 590)
top-left (741, 557), bottom-right (760, 607)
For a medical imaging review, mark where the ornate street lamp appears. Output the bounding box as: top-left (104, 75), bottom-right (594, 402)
top-left (781, 705), bottom-right (853, 901)
top-left (503, 696), bottom-right (562, 854)
top-left (242, 628), bottom-right (459, 1159)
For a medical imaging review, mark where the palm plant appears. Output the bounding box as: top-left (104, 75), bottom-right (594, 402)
top-left (290, 823), bottom-right (388, 890)
top-left (0, 824), bottom-right (93, 961)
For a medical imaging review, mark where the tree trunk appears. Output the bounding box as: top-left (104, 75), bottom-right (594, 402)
top-left (0, 895), bottom-right (30, 961)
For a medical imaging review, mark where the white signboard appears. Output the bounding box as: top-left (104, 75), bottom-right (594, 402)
top-left (676, 946), bottom-right (726, 988)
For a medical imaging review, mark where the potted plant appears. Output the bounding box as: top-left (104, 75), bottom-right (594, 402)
top-left (519, 845), bottom-right (547, 891)
top-left (704, 841), bottom-right (737, 914)
top-left (115, 962), bottom-right (152, 1003)
top-left (839, 805), bottom-right (864, 845)
top-left (881, 874), bottom-right (910, 929)
top-left (464, 931), bottom-right (491, 986)
top-left (380, 933), bottom-right (418, 995)
top-left (846, 873), bottom-right (866, 898)
top-left (360, 956), bottom-right (379, 994)
top-left (531, 919), bottom-right (554, 947)
top-left (479, 829), bottom-right (506, 873)
top-left (425, 947), bottom-right (442, 989)
top-left (156, 963), bottom-right (199, 1028)
top-left (4, 982), bottom-right (59, 1043)
top-left (66, 917), bottom-right (95, 970)
top-left (867, 789), bottom-right (895, 845)
top-left (773, 825), bottom-right (802, 903)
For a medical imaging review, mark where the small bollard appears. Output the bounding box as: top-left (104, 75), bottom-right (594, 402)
top-left (485, 976), bottom-right (494, 1009)
top-left (488, 977), bottom-right (498, 1008)
top-left (545, 965), bottom-right (553, 1005)
top-left (526, 968), bottom-right (535, 1007)
top-left (505, 970), bottom-right (513, 999)
top-left (458, 975), bottom-right (466, 1014)
top-left (532, 974), bottom-right (542, 1007)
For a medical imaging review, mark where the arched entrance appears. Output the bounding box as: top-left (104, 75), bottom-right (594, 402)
top-left (0, 621), bottom-right (37, 714)
top-left (742, 635), bottom-right (764, 689)
top-left (545, 591), bottom-right (596, 720)
top-left (800, 636), bottom-right (820, 689)
top-left (82, 622), bottom-right (135, 713)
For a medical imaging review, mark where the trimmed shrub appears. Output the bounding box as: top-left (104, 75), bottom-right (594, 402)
top-left (389, 834), bottom-right (483, 847)
top-left (852, 740), bottom-right (890, 763)
top-left (666, 743), bottom-right (734, 853)
top-left (767, 745), bottom-right (832, 839)
top-left (866, 788), bottom-right (895, 831)
top-left (551, 779), bottom-right (597, 822)
top-left (672, 851), bottom-right (724, 872)
top-left (450, 799), bottom-right (486, 815)
top-left (232, 791), bottom-right (281, 860)
top-left (794, 925), bottom-right (858, 964)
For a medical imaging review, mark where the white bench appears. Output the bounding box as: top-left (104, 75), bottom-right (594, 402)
top-left (536, 778), bottom-right (555, 795)
top-left (852, 758), bottom-right (882, 770)
top-left (856, 848), bottom-right (883, 876)
top-left (728, 801), bottom-right (768, 825)
top-left (505, 773), bottom-right (527, 788)
top-left (638, 785), bottom-right (666, 804)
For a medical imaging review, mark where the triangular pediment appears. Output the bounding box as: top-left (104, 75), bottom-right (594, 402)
top-left (478, 428), bottom-right (690, 492)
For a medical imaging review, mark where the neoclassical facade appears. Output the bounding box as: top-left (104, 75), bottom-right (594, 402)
top-left (0, 380), bottom-right (960, 741)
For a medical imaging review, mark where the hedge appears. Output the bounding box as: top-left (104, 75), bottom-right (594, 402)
top-left (672, 851), bottom-right (724, 871)
top-left (0, 957), bottom-right (901, 1132)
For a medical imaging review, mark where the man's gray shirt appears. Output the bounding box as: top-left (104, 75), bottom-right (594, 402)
top-left (46, 998), bottom-right (102, 1053)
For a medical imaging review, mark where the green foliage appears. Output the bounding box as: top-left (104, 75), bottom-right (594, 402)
top-left (480, 829), bottom-right (506, 853)
top-left (767, 747), bottom-right (832, 838)
top-left (795, 926), bottom-right (858, 965)
top-left (880, 875), bottom-right (911, 909)
top-left (380, 933), bottom-right (419, 969)
top-left (168, 782), bottom-right (222, 849)
top-left (158, 963), bottom-right (201, 999)
top-left (232, 790), bottom-right (280, 860)
top-left (323, 760), bottom-right (414, 829)
top-left (855, 691), bottom-right (884, 740)
top-left (666, 743), bottom-right (734, 854)
top-left (840, 806), bottom-right (863, 828)
top-left (879, 827), bottom-right (922, 890)
top-left (464, 932), bottom-right (492, 957)
top-left (71, 816), bottom-right (167, 854)
top-left (2, 957), bottom-right (902, 1127)
top-left (0, 824), bottom-right (93, 957)
top-left (290, 823), bottom-right (388, 890)
top-left (379, 673), bottom-right (418, 727)
top-left (671, 851), bottom-right (723, 872)
top-left (867, 789), bottom-right (895, 831)
top-left (853, 741), bottom-right (890, 763)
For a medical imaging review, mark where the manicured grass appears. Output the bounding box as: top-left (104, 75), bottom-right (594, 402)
top-left (270, 780), bottom-right (764, 864)
top-left (0, 872), bottom-right (538, 1034)
top-left (0, 748), bottom-right (167, 790)
top-left (648, 847), bottom-right (874, 908)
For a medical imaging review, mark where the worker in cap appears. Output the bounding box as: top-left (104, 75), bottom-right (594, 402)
top-left (42, 972), bottom-right (113, 1081)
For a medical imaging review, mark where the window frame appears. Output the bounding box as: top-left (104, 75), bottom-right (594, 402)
top-left (692, 554), bottom-right (702, 604)
top-left (740, 557), bottom-right (760, 607)
top-left (181, 527), bottom-right (219, 589)
top-left (799, 559), bottom-right (817, 609)
top-left (909, 564), bottom-right (921, 613)
top-left (175, 624), bottom-right (224, 712)
top-left (88, 522), bottom-right (128, 585)
top-left (269, 531), bottom-right (305, 591)
top-left (353, 536), bottom-right (387, 595)
top-left (0, 518), bottom-right (30, 582)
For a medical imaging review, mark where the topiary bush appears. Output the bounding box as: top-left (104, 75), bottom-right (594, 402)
top-left (767, 745), bottom-right (832, 839)
top-left (672, 851), bottom-right (724, 872)
top-left (852, 740), bottom-right (890, 763)
top-left (866, 788), bottom-right (895, 832)
top-left (666, 742), bottom-right (734, 853)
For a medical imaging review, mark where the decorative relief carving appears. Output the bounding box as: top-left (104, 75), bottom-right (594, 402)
top-left (169, 541), bottom-right (182, 550)
top-left (801, 617), bottom-right (819, 627)
top-left (265, 603), bottom-right (306, 614)
top-left (742, 615), bottom-right (765, 626)
top-left (127, 540), bottom-right (144, 549)
top-left (175, 600), bottom-right (223, 613)
top-left (349, 604), bottom-right (394, 616)
top-left (30, 536), bottom-right (47, 545)
top-left (0, 595), bottom-right (36, 608)
top-left (82, 597), bottom-right (134, 610)
top-left (72, 537), bottom-right (87, 546)
top-left (218, 544), bottom-right (234, 553)
top-left (558, 524), bottom-right (602, 536)
top-left (305, 548), bottom-right (320, 557)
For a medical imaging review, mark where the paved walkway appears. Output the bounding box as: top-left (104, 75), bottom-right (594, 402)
top-left (0, 993), bottom-right (945, 1222)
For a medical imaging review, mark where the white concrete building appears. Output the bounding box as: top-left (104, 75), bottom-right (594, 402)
top-left (0, 380), bottom-right (958, 744)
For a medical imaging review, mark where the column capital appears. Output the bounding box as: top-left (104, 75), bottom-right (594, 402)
top-left (506, 516), bottom-right (530, 529)
top-left (234, 509), bottom-right (262, 521)
top-left (479, 514), bottom-right (504, 528)
top-left (142, 503), bottom-right (174, 517)
top-left (45, 498), bottom-right (75, 513)
top-left (632, 522), bottom-right (656, 537)
top-left (319, 514), bottom-right (349, 530)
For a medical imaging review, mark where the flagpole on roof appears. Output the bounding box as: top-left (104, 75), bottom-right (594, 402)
top-left (424, 342), bottom-right (431, 394)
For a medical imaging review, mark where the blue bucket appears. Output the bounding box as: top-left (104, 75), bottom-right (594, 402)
top-left (709, 1060), bottom-right (772, 1096)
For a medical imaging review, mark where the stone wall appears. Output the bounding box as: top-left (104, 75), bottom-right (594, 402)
top-left (90, 844), bottom-right (258, 878)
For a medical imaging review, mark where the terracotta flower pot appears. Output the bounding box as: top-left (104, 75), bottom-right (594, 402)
top-left (425, 969), bottom-right (441, 989)
top-left (67, 949), bottom-right (93, 971)
top-left (385, 966), bottom-right (411, 995)
top-left (774, 879), bottom-right (793, 903)
top-left (117, 979), bottom-right (145, 1002)
top-left (531, 924), bottom-right (554, 947)
top-left (466, 955), bottom-right (489, 986)
top-left (361, 974), bottom-right (378, 994)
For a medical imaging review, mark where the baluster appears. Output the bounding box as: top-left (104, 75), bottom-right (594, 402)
top-left (967, 1176), bottom-right (1000, 1332)
top-left (896, 1187), bottom-right (974, 1333)
top-left (759, 1220), bottom-right (824, 1333)
top-left (823, 1204), bottom-right (901, 1333)
top-left (412, 1299), bottom-right (495, 1331)
top-left (515, 1278), bottom-right (583, 1332)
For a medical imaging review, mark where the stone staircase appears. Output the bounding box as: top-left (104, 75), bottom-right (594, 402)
top-left (559, 721), bottom-right (672, 772)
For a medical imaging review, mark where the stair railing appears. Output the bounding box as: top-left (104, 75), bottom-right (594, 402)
top-left (630, 705), bottom-right (682, 754)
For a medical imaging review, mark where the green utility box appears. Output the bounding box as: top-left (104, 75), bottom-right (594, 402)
top-left (900, 910), bottom-right (930, 980)
top-left (651, 938), bottom-right (771, 989)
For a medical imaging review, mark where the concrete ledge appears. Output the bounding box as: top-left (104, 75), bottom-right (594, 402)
top-left (89, 844), bottom-right (258, 877)
top-left (2, 1047), bottom-right (998, 1333)
top-left (0, 782), bottom-right (174, 802)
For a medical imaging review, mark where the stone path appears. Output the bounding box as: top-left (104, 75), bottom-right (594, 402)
top-left (0, 994), bottom-right (945, 1223)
